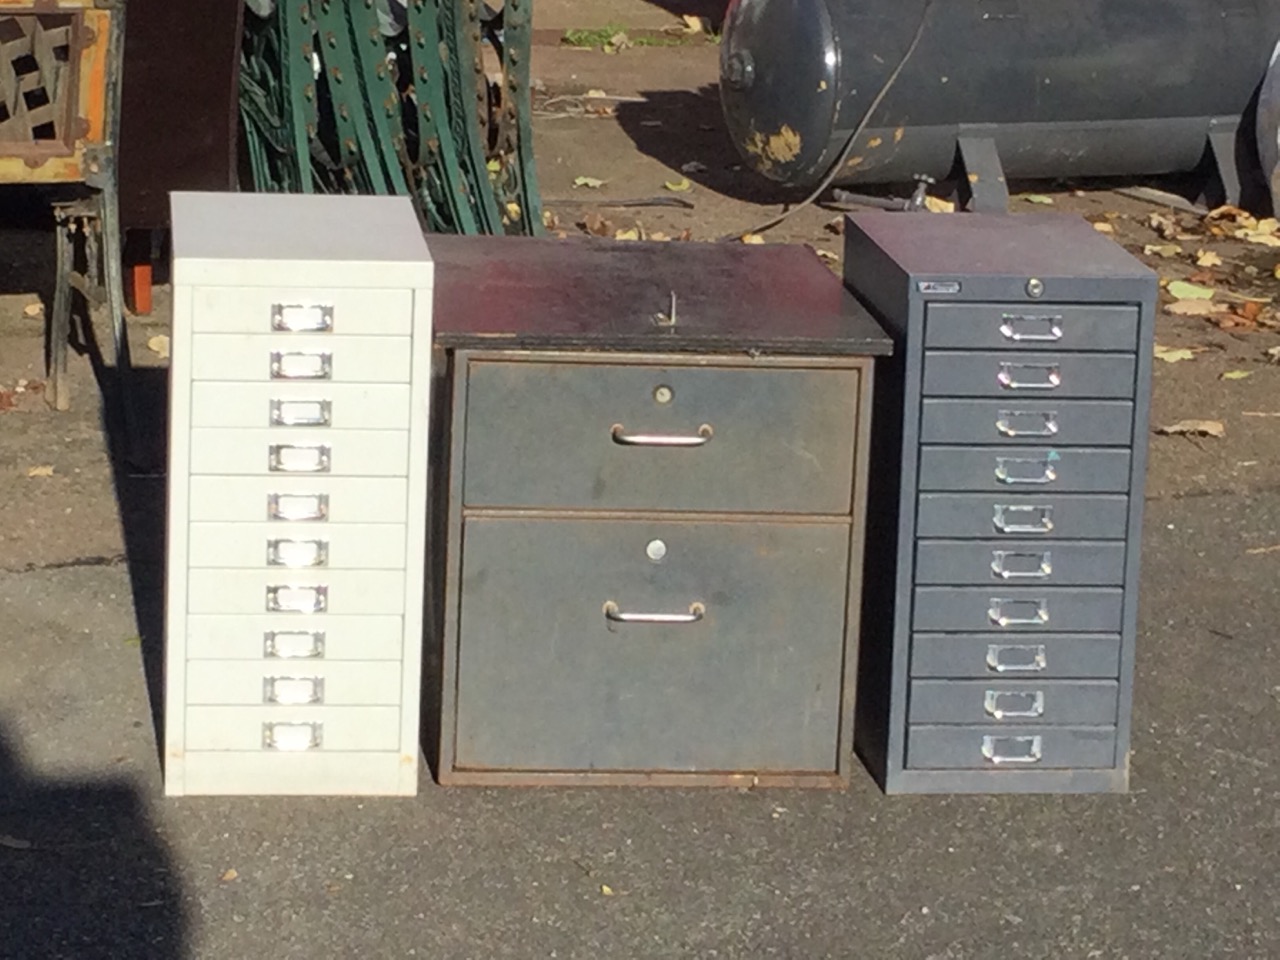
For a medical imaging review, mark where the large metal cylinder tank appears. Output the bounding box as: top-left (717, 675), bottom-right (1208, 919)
top-left (719, 0), bottom-right (1280, 189)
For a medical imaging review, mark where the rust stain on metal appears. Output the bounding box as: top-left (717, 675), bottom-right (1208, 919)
top-left (868, 137), bottom-right (883, 149)
top-left (845, 155), bottom-right (865, 169)
top-left (894, 127), bottom-right (905, 143)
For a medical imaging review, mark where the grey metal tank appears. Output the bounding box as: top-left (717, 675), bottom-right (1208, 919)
top-left (719, 0), bottom-right (1280, 193)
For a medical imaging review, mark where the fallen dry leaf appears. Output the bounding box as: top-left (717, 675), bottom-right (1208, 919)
top-left (1246, 544), bottom-right (1280, 555)
top-left (1221, 370), bottom-right (1252, 380)
top-left (505, 201), bottom-right (522, 222)
top-left (814, 249), bottom-right (839, 263)
top-left (1187, 270), bottom-right (1217, 284)
top-left (614, 227), bottom-right (640, 241)
top-left (1167, 280), bottom-right (1215, 301)
top-left (648, 231), bottom-right (671, 242)
top-left (1154, 344), bottom-right (1196, 363)
top-left (22, 301), bottom-right (42, 319)
top-left (1022, 194), bottom-right (1055, 205)
top-left (825, 216), bottom-right (844, 236)
top-left (740, 233), bottom-right (766, 245)
top-left (220, 869), bottom-right (239, 882)
top-left (1144, 243), bottom-right (1182, 258)
top-left (1195, 250), bottom-right (1224, 268)
top-left (573, 176), bottom-right (605, 189)
top-left (1156, 419), bottom-right (1225, 438)
top-left (600, 884), bottom-right (616, 896)
top-left (1267, 346), bottom-right (1280, 364)
top-left (1148, 212), bottom-right (1179, 240)
top-left (581, 212), bottom-right (614, 237)
top-left (542, 209), bottom-right (560, 230)
top-left (1238, 301), bottom-right (1264, 323)
top-left (675, 228), bottom-right (693, 241)
top-left (680, 160), bottom-right (707, 175)
top-left (0, 835), bottom-right (32, 850)
top-left (1092, 221), bottom-right (1115, 234)
top-left (1243, 232), bottom-right (1280, 248)
top-left (26, 465), bottom-right (54, 478)
top-left (147, 335), bottom-right (170, 360)
top-left (924, 196), bottom-right (955, 214)
top-left (585, 88), bottom-right (608, 99)
top-left (663, 177), bottom-right (692, 193)
top-left (1165, 301), bottom-right (1227, 317)
top-left (0, 390), bottom-right (14, 412)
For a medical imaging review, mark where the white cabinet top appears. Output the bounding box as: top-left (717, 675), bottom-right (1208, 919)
top-left (170, 192), bottom-right (434, 289)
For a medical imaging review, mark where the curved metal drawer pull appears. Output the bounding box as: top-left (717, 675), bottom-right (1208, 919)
top-left (999, 315), bottom-right (1063, 343)
top-left (263, 721), bottom-right (322, 752)
top-left (997, 362), bottom-right (1061, 391)
top-left (264, 630), bottom-right (326, 660)
top-left (991, 550), bottom-right (1052, 580)
top-left (269, 444), bottom-right (331, 473)
top-left (986, 643), bottom-right (1048, 673)
top-left (988, 597), bottom-right (1049, 627)
top-left (268, 492), bottom-right (329, 522)
top-left (981, 734), bottom-right (1043, 765)
top-left (264, 676), bottom-right (325, 706)
top-left (996, 410), bottom-right (1059, 438)
top-left (995, 457), bottom-right (1056, 485)
top-left (272, 304), bottom-right (333, 333)
top-left (603, 600), bottom-right (705, 624)
top-left (267, 539), bottom-right (330, 568)
top-left (266, 584), bottom-right (328, 614)
top-left (993, 504), bottom-right (1053, 534)
top-left (271, 351), bottom-right (332, 381)
top-left (611, 423), bottom-right (713, 447)
top-left (984, 689), bottom-right (1045, 720)
top-left (271, 399), bottom-right (332, 427)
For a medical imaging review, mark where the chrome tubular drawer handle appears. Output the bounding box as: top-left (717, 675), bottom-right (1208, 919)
top-left (263, 721), bottom-right (323, 752)
top-left (991, 550), bottom-right (1052, 580)
top-left (993, 503), bottom-right (1053, 534)
top-left (270, 351), bottom-right (332, 380)
top-left (264, 630), bottom-right (326, 659)
top-left (269, 444), bottom-right (331, 473)
top-left (995, 457), bottom-right (1057, 485)
top-left (984, 689), bottom-right (1046, 720)
top-left (996, 410), bottom-right (1059, 438)
top-left (267, 539), bottom-right (330, 568)
top-left (268, 492), bottom-right (329, 522)
top-left (611, 423), bottom-right (713, 447)
top-left (999, 315), bottom-right (1063, 343)
top-left (988, 597), bottom-right (1049, 627)
top-left (981, 734), bottom-right (1043, 765)
top-left (264, 676), bottom-right (325, 706)
top-left (986, 643), bottom-right (1048, 673)
top-left (266, 585), bottom-right (328, 613)
top-left (272, 304), bottom-right (334, 333)
top-left (997, 363), bottom-right (1061, 391)
top-left (603, 600), bottom-right (706, 624)
top-left (271, 399), bottom-right (332, 427)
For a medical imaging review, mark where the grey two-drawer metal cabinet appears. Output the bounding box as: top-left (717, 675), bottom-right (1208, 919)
top-left (843, 212), bottom-right (1156, 794)
top-left (164, 193), bottom-right (434, 796)
top-left (427, 236), bottom-right (893, 787)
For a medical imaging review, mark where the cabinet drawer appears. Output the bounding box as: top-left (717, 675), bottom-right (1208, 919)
top-left (187, 614), bottom-right (404, 660)
top-left (918, 447), bottom-right (1132, 493)
top-left (186, 661), bottom-right (402, 706)
top-left (910, 633), bottom-right (1122, 679)
top-left (191, 286), bottom-right (412, 336)
top-left (461, 359), bottom-right (861, 514)
top-left (919, 399), bottom-right (1134, 446)
top-left (923, 352), bottom-right (1136, 399)
top-left (453, 517), bottom-right (851, 773)
top-left (187, 569), bottom-right (406, 616)
top-left (185, 706), bottom-right (401, 751)
top-left (925, 303), bottom-right (1140, 352)
top-left (189, 476), bottom-right (409, 525)
top-left (191, 334), bottom-right (411, 383)
top-left (914, 540), bottom-right (1127, 586)
top-left (190, 382), bottom-right (411, 430)
top-left (916, 493), bottom-right (1129, 540)
top-left (181, 752), bottom-right (406, 796)
top-left (912, 586), bottom-right (1124, 633)
top-left (188, 522), bottom-right (407, 570)
top-left (908, 679), bottom-right (1119, 725)
top-left (189, 428), bottom-right (409, 477)
top-left (906, 725), bottom-right (1117, 769)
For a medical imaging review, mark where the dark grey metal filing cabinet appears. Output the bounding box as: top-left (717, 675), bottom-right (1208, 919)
top-left (843, 212), bottom-right (1156, 794)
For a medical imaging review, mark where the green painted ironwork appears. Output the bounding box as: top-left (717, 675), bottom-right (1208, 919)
top-left (240, 0), bottom-right (543, 236)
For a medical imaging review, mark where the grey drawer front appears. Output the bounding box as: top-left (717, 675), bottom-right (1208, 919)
top-left (923, 352), bottom-right (1136, 399)
top-left (918, 447), bottom-right (1132, 493)
top-left (920, 399), bottom-right (1134, 446)
top-left (910, 633), bottom-right (1122, 678)
top-left (906, 725), bottom-right (1118, 769)
top-left (916, 494), bottom-right (1130, 540)
top-left (912, 586), bottom-right (1125, 633)
top-left (454, 517), bottom-right (851, 773)
top-left (925, 303), bottom-right (1140, 352)
top-left (462, 360), bottom-right (861, 514)
top-left (914, 540), bottom-right (1127, 586)
top-left (908, 679), bottom-right (1120, 725)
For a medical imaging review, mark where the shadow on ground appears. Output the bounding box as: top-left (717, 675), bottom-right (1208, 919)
top-left (0, 719), bottom-right (188, 959)
top-left (614, 84), bottom-right (809, 205)
top-left (637, 0), bottom-right (726, 29)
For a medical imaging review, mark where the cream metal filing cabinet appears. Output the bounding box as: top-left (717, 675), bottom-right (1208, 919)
top-left (164, 192), bottom-right (434, 796)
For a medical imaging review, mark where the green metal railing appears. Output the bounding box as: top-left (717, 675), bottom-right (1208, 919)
top-left (239, 0), bottom-right (543, 236)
